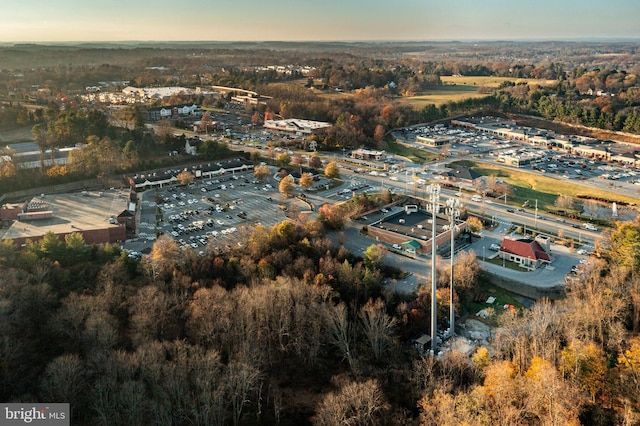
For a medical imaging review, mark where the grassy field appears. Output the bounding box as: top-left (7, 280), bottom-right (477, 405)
top-left (404, 76), bottom-right (557, 108)
top-left (404, 88), bottom-right (490, 107)
top-left (450, 160), bottom-right (640, 210)
top-left (440, 75), bottom-right (557, 88)
top-left (287, 76), bottom-right (557, 109)
top-left (384, 140), bottom-right (438, 164)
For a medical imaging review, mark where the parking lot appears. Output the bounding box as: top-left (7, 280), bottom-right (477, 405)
top-left (131, 170), bottom-right (309, 255)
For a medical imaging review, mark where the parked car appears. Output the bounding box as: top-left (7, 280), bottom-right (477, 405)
top-left (489, 243), bottom-right (501, 251)
top-left (392, 244), bottom-right (402, 250)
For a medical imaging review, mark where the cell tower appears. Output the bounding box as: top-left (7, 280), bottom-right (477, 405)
top-left (428, 184), bottom-right (441, 354)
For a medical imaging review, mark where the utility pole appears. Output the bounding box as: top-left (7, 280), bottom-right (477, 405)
top-left (428, 184), bottom-right (441, 355)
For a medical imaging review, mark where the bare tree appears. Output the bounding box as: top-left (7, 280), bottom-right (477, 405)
top-left (583, 199), bottom-right (600, 219)
top-left (40, 354), bottom-right (87, 413)
top-left (313, 378), bottom-right (387, 426)
top-left (226, 361), bottom-right (261, 426)
top-left (324, 303), bottom-right (356, 370)
top-left (129, 286), bottom-right (174, 345)
top-left (359, 299), bottom-right (397, 363)
top-left (554, 194), bottom-right (576, 212)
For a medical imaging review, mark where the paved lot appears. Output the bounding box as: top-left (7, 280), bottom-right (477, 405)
top-left (124, 170), bottom-right (309, 255)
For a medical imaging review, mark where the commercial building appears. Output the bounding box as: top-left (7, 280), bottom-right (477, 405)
top-left (416, 134), bottom-right (455, 147)
top-left (351, 149), bottom-right (386, 161)
top-left (1, 190), bottom-right (130, 246)
top-left (125, 158), bottom-right (254, 192)
top-left (263, 119), bottom-right (332, 135)
top-left (497, 151), bottom-right (544, 167)
top-left (498, 237), bottom-right (552, 271)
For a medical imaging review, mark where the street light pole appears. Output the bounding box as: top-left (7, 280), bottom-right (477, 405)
top-left (534, 199), bottom-right (538, 229)
top-left (428, 184), bottom-right (441, 355)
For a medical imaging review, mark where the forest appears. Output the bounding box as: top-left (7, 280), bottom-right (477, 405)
top-left (2, 210), bottom-right (640, 424)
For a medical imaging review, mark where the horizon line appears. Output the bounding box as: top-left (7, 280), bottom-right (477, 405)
top-left (2, 37), bottom-right (640, 45)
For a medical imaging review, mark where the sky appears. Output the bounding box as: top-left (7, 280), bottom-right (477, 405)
top-left (1, 0), bottom-right (639, 43)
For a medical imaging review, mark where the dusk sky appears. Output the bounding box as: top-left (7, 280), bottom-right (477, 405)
top-left (1, 0), bottom-right (639, 43)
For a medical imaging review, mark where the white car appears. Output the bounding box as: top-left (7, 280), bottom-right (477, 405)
top-left (392, 244), bottom-right (402, 250)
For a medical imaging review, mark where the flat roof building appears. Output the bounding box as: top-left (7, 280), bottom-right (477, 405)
top-left (416, 135), bottom-right (455, 147)
top-left (263, 119), bottom-right (332, 135)
top-left (497, 151), bottom-right (544, 167)
top-left (351, 149), bottom-right (386, 161)
top-left (1, 190), bottom-right (129, 246)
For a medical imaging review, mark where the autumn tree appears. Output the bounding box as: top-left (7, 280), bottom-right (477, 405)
top-left (373, 124), bottom-right (386, 146)
top-left (466, 216), bottom-right (483, 234)
top-left (560, 340), bottom-right (608, 402)
top-left (177, 170), bottom-right (195, 185)
top-left (453, 250), bottom-right (480, 293)
top-left (253, 165), bottom-right (270, 181)
top-left (609, 220), bottom-right (640, 269)
top-left (617, 336), bottom-right (640, 410)
top-left (363, 244), bottom-right (386, 270)
top-left (199, 112), bottom-right (214, 133)
top-left (0, 159), bottom-right (17, 178)
top-left (276, 152), bottom-right (291, 168)
top-left (299, 172), bottom-right (314, 189)
top-left (278, 175), bottom-right (295, 197)
top-left (318, 203), bottom-right (345, 229)
top-left (324, 161), bottom-right (340, 179)
top-left (309, 156), bottom-right (322, 169)
top-left (143, 235), bottom-right (181, 283)
top-left (524, 357), bottom-right (582, 425)
top-left (113, 105), bottom-right (143, 130)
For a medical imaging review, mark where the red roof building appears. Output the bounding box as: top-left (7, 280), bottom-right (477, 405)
top-left (499, 238), bottom-right (552, 270)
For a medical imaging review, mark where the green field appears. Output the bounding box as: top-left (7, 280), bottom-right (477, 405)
top-left (450, 160), bottom-right (640, 211)
top-left (384, 140), bottom-right (437, 164)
